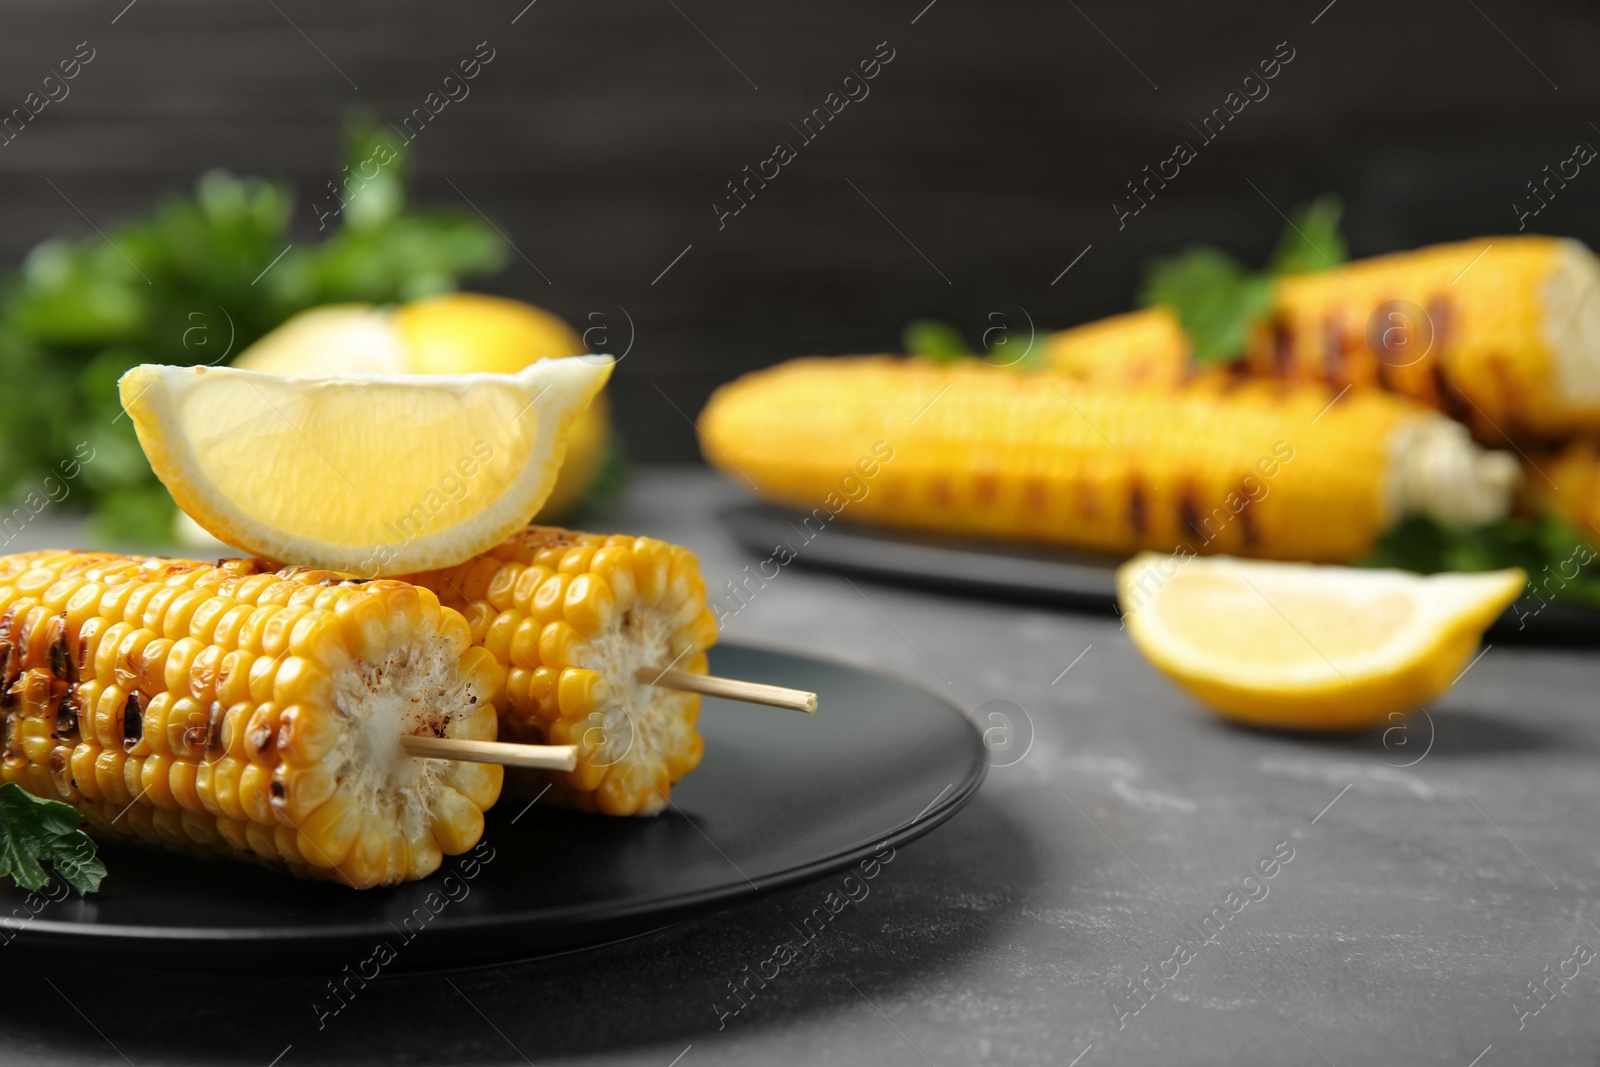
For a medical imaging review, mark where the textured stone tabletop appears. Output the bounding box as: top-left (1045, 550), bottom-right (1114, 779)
top-left (5, 467), bottom-right (1599, 1066)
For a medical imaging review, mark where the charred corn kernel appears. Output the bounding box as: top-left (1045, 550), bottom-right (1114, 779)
top-left (276, 704), bottom-right (339, 767)
top-left (698, 357), bottom-right (1521, 563)
top-left (0, 550), bottom-right (499, 887)
top-left (399, 525), bottom-right (715, 818)
top-left (243, 704), bottom-right (283, 765)
top-left (272, 762), bottom-right (337, 821)
top-left (1047, 237), bottom-right (1600, 443)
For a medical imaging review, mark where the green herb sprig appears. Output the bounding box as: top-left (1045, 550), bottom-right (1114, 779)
top-left (1138, 194), bottom-right (1347, 364)
top-left (0, 783), bottom-right (104, 894)
top-left (0, 117), bottom-right (507, 545)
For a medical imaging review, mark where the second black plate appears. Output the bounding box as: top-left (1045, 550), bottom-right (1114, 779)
top-left (721, 503), bottom-right (1600, 643)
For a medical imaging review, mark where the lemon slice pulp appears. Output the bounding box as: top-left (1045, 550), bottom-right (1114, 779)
top-left (119, 358), bottom-right (611, 576)
top-left (1117, 553), bottom-right (1524, 730)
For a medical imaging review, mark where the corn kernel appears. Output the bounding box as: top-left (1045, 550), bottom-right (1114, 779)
top-left (563, 574), bottom-right (615, 637)
top-left (530, 573), bottom-right (572, 626)
top-left (276, 703), bottom-right (338, 767)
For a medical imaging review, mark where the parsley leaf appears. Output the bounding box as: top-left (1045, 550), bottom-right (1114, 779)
top-left (1138, 248), bottom-right (1276, 364)
top-left (1138, 195), bottom-right (1348, 365)
top-left (1360, 512), bottom-right (1600, 608)
top-left (902, 319), bottom-right (973, 362)
top-left (1268, 195), bottom-right (1347, 276)
top-left (0, 783), bottom-right (105, 894)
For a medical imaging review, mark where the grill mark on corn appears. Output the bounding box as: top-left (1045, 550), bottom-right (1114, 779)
top-left (1178, 483), bottom-right (1205, 544)
top-left (47, 615), bottom-right (72, 683)
top-left (54, 687), bottom-right (80, 740)
top-left (1269, 316), bottom-right (1294, 376)
top-left (1236, 481), bottom-right (1260, 546)
top-left (0, 608), bottom-right (21, 704)
top-left (1426, 295), bottom-right (1452, 351)
top-left (1128, 483), bottom-right (1148, 537)
top-left (1023, 478), bottom-right (1047, 515)
top-left (1485, 354), bottom-right (1522, 440)
top-left (974, 474), bottom-right (998, 506)
top-left (122, 692), bottom-right (143, 748)
top-left (1322, 312), bottom-right (1347, 384)
top-left (1432, 362), bottom-right (1473, 426)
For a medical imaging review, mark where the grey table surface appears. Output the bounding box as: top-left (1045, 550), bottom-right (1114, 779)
top-left (5, 466), bottom-right (1599, 1067)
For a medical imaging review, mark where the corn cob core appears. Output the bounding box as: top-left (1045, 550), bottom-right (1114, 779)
top-left (698, 357), bottom-right (1518, 563)
top-left (1045, 237), bottom-right (1600, 442)
top-left (399, 527), bottom-right (716, 817)
top-left (0, 550), bottom-right (503, 889)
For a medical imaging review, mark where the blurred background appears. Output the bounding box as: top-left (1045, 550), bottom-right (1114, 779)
top-left (0, 0), bottom-right (1596, 482)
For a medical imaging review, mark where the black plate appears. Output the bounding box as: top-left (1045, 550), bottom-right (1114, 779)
top-left (0, 644), bottom-right (984, 973)
top-left (722, 503), bottom-right (1600, 644)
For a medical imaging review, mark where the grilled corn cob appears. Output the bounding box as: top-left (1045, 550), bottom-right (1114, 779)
top-left (1046, 307), bottom-right (1189, 385)
top-left (1046, 237), bottom-right (1600, 441)
top-left (698, 357), bottom-right (1520, 563)
top-left (400, 527), bottom-right (715, 816)
top-left (0, 550), bottom-right (504, 888)
top-left (1528, 443), bottom-right (1600, 543)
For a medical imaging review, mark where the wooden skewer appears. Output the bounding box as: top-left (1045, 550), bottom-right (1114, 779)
top-left (637, 666), bottom-right (818, 714)
top-left (399, 735), bottom-right (578, 771)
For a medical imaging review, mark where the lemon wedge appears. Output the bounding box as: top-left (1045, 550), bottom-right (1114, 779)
top-left (232, 295), bottom-right (610, 521)
top-left (118, 358), bottom-right (611, 576)
top-left (1117, 554), bottom-right (1524, 730)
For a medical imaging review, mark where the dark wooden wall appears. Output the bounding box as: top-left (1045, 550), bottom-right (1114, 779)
top-left (3, 0), bottom-right (1599, 459)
